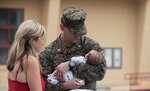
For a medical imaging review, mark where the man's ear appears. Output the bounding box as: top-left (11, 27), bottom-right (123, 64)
top-left (60, 24), bottom-right (65, 31)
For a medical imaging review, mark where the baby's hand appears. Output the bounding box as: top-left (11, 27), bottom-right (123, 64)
top-left (47, 74), bottom-right (59, 85)
top-left (77, 80), bottom-right (85, 85)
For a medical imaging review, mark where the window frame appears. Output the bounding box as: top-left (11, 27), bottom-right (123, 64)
top-left (103, 47), bottom-right (122, 69)
top-left (0, 8), bottom-right (24, 65)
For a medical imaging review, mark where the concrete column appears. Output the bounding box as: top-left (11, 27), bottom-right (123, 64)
top-left (138, 0), bottom-right (150, 72)
top-left (46, 0), bottom-right (61, 45)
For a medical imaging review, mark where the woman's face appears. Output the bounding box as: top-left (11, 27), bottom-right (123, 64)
top-left (33, 36), bottom-right (45, 52)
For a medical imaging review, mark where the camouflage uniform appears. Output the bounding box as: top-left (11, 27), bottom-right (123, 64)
top-left (39, 7), bottom-right (106, 91)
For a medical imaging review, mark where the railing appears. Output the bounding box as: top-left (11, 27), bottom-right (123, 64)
top-left (125, 72), bottom-right (150, 91)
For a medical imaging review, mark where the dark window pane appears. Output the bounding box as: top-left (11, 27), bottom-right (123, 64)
top-left (0, 48), bottom-right (8, 64)
top-left (0, 29), bottom-right (8, 44)
top-left (0, 9), bottom-right (8, 25)
top-left (10, 9), bottom-right (23, 26)
top-left (0, 8), bottom-right (23, 64)
top-left (10, 29), bottom-right (17, 44)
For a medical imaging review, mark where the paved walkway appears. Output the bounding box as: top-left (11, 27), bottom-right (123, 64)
top-left (0, 86), bottom-right (129, 91)
top-left (0, 87), bottom-right (7, 91)
top-left (0, 87), bottom-right (111, 91)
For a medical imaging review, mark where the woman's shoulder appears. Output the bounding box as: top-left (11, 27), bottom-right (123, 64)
top-left (27, 55), bottom-right (37, 61)
top-left (23, 55), bottom-right (39, 69)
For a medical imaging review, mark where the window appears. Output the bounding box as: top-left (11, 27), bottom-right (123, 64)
top-left (103, 48), bottom-right (122, 69)
top-left (0, 8), bottom-right (23, 64)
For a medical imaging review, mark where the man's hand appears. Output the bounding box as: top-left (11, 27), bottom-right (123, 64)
top-left (55, 61), bottom-right (69, 82)
top-left (63, 78), bottom-right (85, 90)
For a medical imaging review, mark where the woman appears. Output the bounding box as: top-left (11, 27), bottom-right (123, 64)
top-left (7, 20), bottom-right (47, 91)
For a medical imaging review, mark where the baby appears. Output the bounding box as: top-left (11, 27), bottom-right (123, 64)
top-left (47, 50), bottom-right (101, 85)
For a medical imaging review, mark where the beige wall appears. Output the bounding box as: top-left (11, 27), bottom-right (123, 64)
top-left (1, 0), bottom-right (150, 88)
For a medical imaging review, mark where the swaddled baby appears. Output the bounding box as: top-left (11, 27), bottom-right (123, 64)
top-left (47, 50), bottom-right (101, 85)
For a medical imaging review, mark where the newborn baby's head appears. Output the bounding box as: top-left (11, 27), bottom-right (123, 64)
top-left (86, 50), bottom-right (101, 64)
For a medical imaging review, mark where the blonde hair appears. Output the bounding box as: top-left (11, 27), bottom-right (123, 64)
top-left (7, 20), bottom-right (47, 71)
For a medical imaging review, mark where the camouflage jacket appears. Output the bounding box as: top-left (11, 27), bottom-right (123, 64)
top-left (39, 35), bottom-right (106, 91)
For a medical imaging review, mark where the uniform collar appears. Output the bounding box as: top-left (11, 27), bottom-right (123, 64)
top-left (55, 35), bottom-right (82, 54)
